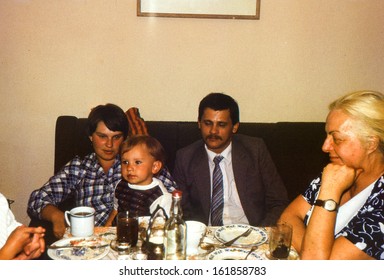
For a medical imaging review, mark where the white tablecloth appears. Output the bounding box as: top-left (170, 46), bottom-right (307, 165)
top-left (55, 226), bottom-right (299, 260)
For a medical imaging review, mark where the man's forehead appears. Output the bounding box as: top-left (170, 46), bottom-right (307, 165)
top-left (203, 108), bottom-right (230, 118)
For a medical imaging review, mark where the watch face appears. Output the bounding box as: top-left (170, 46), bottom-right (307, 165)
top-left (324, 200), bottom-right (337, 210)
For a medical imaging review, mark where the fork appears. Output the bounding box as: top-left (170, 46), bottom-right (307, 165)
top-left (244, 245), bottom-right (258, 259)
top-left (48, 244), bottom-right (109, 250)
top-left (222, 228), bottom-right (253, 247)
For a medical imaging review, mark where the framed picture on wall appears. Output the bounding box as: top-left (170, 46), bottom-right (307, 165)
top-left (137, 0), bottom-right (261, 20)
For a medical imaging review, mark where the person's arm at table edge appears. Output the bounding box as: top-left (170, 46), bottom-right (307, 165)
top-left (279, 195), bottom-right (310, 253)
top-left (41, 204), bottom-right (67, 239)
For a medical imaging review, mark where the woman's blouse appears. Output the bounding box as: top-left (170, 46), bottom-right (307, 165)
top-left (302, 174), bottom-right (384, 260)
top-left (28, 153), bottom-right (121, 226)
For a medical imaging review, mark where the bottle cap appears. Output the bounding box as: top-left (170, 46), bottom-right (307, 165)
top-left (172, 190), bottom-right (182, 198)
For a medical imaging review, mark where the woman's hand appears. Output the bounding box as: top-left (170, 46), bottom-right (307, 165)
top-left (41, 205), bottom-right (67, 239)
top-left (320, 163), bottom-right (362, 198)
top-left (52, 218), bottom-right (67, 239)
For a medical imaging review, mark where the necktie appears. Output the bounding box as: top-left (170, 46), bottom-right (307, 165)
top-left (210, 155), bottom-right (224, 226)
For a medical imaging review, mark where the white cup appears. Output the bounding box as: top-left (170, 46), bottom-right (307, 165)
top-left (64, 206), bottom-right (95, 237)
top-left (186, 221), bottom-right (207, 256)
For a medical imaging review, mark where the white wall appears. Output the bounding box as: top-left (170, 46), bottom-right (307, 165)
top-left (1, 0), bottom-right (383, 224)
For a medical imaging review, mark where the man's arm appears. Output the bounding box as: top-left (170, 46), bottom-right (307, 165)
top-left (173, 150), bottom-right (193, 221)
top-left (251, 138), bottom-right (290, 225)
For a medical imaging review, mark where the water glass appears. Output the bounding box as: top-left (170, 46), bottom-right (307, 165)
top-left (269, 222), bottom-right (292, 259)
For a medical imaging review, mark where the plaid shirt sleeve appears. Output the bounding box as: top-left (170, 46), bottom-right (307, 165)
top-left (27, 156), bottom-right (85, 219)
top-left (155, 166), bottom-right (177, 193)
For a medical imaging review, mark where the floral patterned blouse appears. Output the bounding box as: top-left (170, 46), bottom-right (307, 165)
top-left (303, 174), bottom-right (384, 260)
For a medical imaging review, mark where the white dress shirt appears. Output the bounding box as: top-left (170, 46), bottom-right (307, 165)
top-left (206, 143), bottom-right (249, 225)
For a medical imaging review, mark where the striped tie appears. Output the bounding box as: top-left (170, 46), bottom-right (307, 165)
top-left (210, 155), bottom-right (224, 226)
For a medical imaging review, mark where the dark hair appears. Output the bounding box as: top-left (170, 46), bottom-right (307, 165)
top-left (121, 135), bottom-right (166, 166)
top-left (198, 93), bottom-right (240, 124)
top-left (86, 103), bottom-right (129, 138)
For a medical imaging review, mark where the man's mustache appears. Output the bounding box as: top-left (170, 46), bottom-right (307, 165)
top-left (206, 135), bottom-right (222, 141)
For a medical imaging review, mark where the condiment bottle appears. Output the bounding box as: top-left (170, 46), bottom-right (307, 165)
top-left (163, 190), bottom-right (186, 260)
top-left (144, 206), bottom-right (167, 260)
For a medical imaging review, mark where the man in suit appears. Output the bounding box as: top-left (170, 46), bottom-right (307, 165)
top-left (173, 93), bottom-right (289, 226)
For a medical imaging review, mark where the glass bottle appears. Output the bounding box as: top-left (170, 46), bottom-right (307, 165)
top-left (163, 190), bottom-right (186, 260)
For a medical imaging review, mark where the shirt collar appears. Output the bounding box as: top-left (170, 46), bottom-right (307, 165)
top-left (205, 142), bottom-right (232, 164)
top-left (88, 152), bottom-right (121, 175)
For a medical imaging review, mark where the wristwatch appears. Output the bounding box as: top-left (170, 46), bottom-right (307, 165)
top-left (314, 199), bottom-right (339, 212)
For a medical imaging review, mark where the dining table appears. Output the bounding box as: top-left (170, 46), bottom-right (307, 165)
top-left (46, 224), bottom-right (299, 260)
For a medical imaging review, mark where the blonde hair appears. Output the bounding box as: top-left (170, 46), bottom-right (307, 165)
top-left (329, 90), bottom-right (384, 153)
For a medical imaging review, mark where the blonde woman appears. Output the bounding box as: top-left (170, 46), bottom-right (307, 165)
top-left (280, 90), bottom-right (384, 260)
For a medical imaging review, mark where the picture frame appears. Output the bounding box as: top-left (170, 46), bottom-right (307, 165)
top-left (137, 0), bottom-right (260, 20)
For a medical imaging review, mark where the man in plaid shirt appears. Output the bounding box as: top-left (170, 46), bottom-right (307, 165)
top-left (28, 104), bottom-right (176, 240)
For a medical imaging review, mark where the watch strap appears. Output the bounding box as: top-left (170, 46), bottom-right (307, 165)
top-left (314, 199), bottom-right (339, 212)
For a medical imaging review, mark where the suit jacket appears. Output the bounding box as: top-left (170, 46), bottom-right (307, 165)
top-left (173, 134), bottom-right (289, 226)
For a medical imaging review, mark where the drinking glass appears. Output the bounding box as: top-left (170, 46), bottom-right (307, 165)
top-left (268, 222), bottom-right (292, 259)
top-left (116, 211), bottom-right (139, 254)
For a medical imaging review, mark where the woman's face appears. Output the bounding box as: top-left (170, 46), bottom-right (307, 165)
top-left (322, 109), bottom-right (369, 169)
top-left (89, 121), bottom-right (125, 168)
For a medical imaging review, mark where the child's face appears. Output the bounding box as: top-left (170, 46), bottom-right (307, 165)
top-left (121, 144), bottom-right (161, 185)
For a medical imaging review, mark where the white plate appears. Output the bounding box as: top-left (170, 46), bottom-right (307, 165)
top-left (214, 224), bottom-right (268, 247)
top-left (47, 237), bottom-right (110, 260)
top-left (207, 248), bottom-right (263, 260)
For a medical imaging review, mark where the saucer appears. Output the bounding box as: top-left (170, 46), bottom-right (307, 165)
top-left (264, 250), bottom-right (300, 260)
